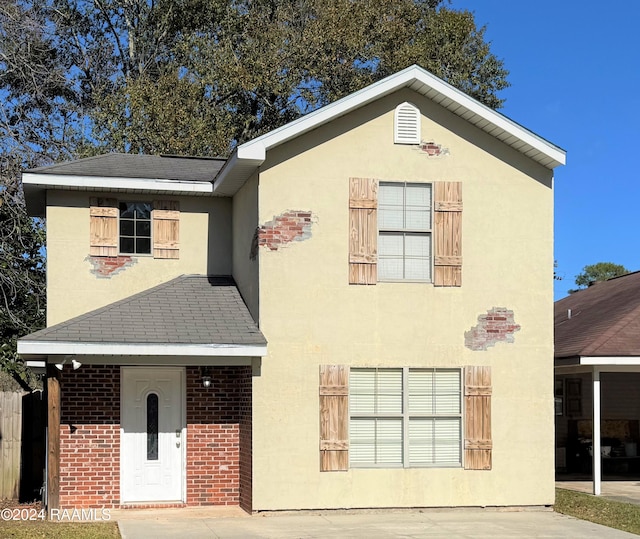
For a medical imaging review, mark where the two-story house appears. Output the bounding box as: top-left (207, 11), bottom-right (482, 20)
top-left (18, 65), bottom-right (565, 513)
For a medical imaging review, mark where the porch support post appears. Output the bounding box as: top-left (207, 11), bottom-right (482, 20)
top-left (592, 367), bottom-right (601, 496)
top-left (46, 364), bottom-right (61, 515)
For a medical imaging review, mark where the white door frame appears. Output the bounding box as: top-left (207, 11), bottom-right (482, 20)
top-left (120, 366), bottom-right (186, 504)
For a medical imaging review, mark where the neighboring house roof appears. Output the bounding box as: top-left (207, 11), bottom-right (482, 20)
top-left (23, 154), bottom-right (227, 216)
top-left (17, 275), bottom-right (267, 359)
top-left (214, 64), bottom-right (567, 196)
top-left (555, 271), bottom-right (640, 359)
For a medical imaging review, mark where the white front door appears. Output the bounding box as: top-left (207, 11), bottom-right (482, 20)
top-left (121, 367), bottom-right (185, 503)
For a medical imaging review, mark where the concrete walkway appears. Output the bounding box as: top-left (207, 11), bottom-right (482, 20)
top-left (116, 507), bottom-right (638, 538)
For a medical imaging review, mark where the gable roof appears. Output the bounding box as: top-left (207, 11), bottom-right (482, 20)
top-left (555, 271), bottom-right (640, 359)
top-left (17, 275), bottom-right (267, 359)
top-left (23, 154), bottom-right (226, 216)
top-left (214, 64), bottom-right (566, 196)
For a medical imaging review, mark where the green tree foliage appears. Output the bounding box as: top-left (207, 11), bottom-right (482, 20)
top-left (0, 0), bottom-right (509, 384)
top-left (574, 262), bottom-right (630, 290)
top-left (0, 168), bottom-right (45, 391)
top-left (2, 1), bottom-right (510, 158)
top-left (168, 0), bottom-right (509, 148)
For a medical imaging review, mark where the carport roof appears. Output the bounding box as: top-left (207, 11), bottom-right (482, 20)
top-left (555, 271), bottom-right (640, 359)
top-left (17, 275), bottom-right (266, 359)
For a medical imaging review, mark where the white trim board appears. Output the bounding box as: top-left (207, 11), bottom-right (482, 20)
top-left (214, 64), bottom-right (566, 196)
top-left (18, 341), bottom-right (267, 358)
top-left (22, 173), bottom-right (214, 194)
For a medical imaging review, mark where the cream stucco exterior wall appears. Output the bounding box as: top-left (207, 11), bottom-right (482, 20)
top-left (231, 172), bottom-right (260, 321)
top-left (46, 191), bottom-right (232, 325)
top-left (250, 88), bottom-right (555, 509)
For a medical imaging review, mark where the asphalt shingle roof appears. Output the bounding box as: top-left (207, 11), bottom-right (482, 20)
top-left (555, 271), bottom-right (640, 358)
top-left (29, 153), bottom-right (225, 183)
top-left (21, 275), bottom-right (266, 346)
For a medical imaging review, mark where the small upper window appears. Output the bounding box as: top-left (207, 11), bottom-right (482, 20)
top-left (394, 102), bottom-right (420, 144)
top-left (119, 202), bottom-right (152, 255)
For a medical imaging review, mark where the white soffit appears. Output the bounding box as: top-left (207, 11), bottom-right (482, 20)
top-left (214, 64), bottom-right (566, 196)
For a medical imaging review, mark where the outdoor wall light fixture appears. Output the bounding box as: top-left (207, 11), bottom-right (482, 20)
top-left (54, 356), bottom-right (82, 371)
top-left (201, 367), bottom-right (212, 389)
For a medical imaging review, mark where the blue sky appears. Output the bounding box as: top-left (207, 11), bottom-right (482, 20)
top-left (452, 1), bottom-right (640, 299)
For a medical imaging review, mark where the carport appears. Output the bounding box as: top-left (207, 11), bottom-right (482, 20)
top-left (554, 272), bottom-right (640, 496)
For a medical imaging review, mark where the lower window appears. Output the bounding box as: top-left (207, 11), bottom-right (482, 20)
top-left (349, 367), bottom-right (462, 467)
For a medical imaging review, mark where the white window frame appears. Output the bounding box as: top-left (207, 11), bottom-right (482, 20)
top-left (119, 200), bottom-right (153, 256)
top-left (378, 182), bottom-right (432, 282)
top-left (349, 367), bottom-right (462, 468)
top-left (394, 102), bottom-right (421, 144)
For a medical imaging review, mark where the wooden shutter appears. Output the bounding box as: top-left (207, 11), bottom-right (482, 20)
top-left (464, 366), bottom-right (492, 470)
top-left (319, 365), bottom-right (349, 471)
top-left (434, 182), bottom-right (462, 286)
top-left (89, 197), bottom-right (118, 256)
top-left (153, 200), bottom-right (179, 259)
top-left (349, 178), bottom-right (377, 284)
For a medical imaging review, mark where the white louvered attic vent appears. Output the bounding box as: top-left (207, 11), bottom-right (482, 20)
top-left (394, 102), bottom-right (420, 144)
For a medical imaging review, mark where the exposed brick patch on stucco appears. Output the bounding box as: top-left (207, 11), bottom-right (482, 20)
top-left (86, 255), bottom-right (136, 278)
top-left (59, 365), bottom-right (120, 508)
top-left (465, 307), bottom-right (521, 351)
top-left (251, 210), bottom-right (316, 257)
top-left (417, 140), bottom-right (450, 157)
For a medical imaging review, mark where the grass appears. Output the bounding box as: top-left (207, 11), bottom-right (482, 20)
top-left (0, 521), bottom-right (120, 538)
top-left (556, 487), bottom-right (640, 535)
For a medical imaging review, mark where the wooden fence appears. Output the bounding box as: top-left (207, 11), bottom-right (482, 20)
top-left (0, 391), bottom-right (23, 499)
top-left (0, 391), bottom-right (45, 501)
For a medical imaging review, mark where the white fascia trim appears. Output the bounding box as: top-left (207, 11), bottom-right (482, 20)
top-left (212, 145), bottom-right (266, 193)
top-left (26, 360), bottom-right (46, 368)
top-left (22, 173), bottom-right (214, 194)
top-left (18, 341), bottom-right (267, 357)
top-left (580, 356), bottom-right (640, 366)
top-left (238, 65), bottom-right (565, 165)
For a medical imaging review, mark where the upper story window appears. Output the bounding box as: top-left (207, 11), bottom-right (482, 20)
top-left (119, 202), bottom-right (152, 255)
top-left (378, 182), bottom-right (431, 282)
top-left (90, 197), bottom-right (179, 259)
top-left (348, 178), bottom-right (461, 287)
top-left (394, 102), bottom-right (421, 144)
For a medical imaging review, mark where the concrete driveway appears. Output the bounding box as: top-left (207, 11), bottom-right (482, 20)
top-left (116, 507), bottom-right (638, 538)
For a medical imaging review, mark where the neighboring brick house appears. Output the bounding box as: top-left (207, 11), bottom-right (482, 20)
top-left (18, 65), bottom-right (565, 513)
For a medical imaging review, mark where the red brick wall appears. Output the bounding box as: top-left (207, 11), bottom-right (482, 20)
top-left (238, 368), bottom-right (252, 512)
top-left (59, 365), bottom-right (120, 508)
top-left (185, 366), bottom-right (252, 507)
top-left (57, 365), bottom-right (252, 509)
